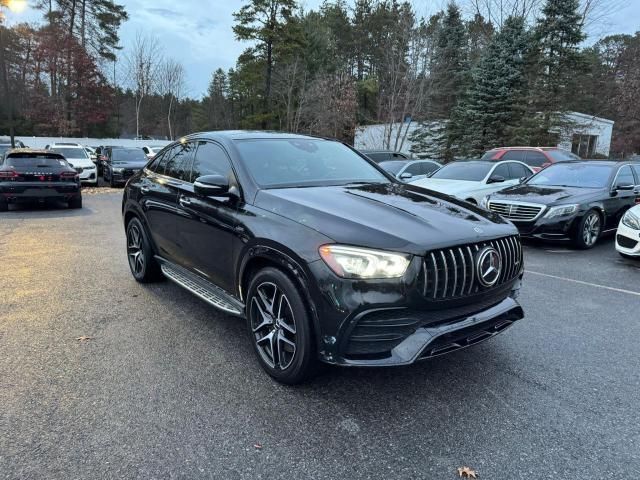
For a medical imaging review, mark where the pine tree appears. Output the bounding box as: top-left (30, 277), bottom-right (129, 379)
top-left (409, 3), bottom-right (469, 160)
top-left (529, 0), bottom-right (586, 145)
top-left (233, 0), bottom-right (298, 126)
top-left (457, 16), bottom-right (530, 156)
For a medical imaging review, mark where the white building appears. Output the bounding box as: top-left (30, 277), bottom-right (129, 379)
top-left (354, 111), bottom-right (614, 158)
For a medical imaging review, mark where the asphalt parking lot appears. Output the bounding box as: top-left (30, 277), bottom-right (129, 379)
top-left (1, 192), bottom-right (639, 480)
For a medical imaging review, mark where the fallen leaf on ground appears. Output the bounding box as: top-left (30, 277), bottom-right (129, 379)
top-left (254, 443), bottom-right (262, 449)
top-left (76, 336), bottom-right (94, 342)
top-left (457, 466), bottom-right (477, 478)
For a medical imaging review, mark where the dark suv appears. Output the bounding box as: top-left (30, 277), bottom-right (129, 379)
top-left (122, 132), bottom-right (525, 383)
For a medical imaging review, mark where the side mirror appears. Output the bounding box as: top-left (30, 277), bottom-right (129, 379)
top-left (487, 175), bottom-right (506, 184)
top-left (399, 172), bottom-right (413, 180)
top-left (194, 174), bottom-right (231, 197)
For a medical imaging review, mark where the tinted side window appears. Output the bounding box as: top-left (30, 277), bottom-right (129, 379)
top-left (404, 162), bottom-right (423, 175)
top-left (422, 162), bottom-right (440, 175)
top-left (190, 141), bottom-right (233, 182)
top-left (501, 150), bottom-right (526, 161)
top-left (154, 146), bottom-right (176, 173)
top-left (615, 166), bottom-right (635, 187)
top-left (148, 148), bottom-right (169, 172)
top-left (165, 142), bottom-right (195, 180)
top-left (492, 164), bottom-right (510, 179)
top-left (508, 163), bottom-right (530, 179)
top-left (524, 151), bottom-right (548, 167)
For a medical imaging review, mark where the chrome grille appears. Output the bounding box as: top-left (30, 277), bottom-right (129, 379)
top-left (488, 201), bottom-right (544, 221)
top-left (421, 236), bottom-right (522, 300)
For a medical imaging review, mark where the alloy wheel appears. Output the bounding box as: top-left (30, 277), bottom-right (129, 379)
top-left (250, 282), bottom-right (298, 370)
top-left (127, 223), bottom-right (145, 276)
top-left (583, 212), bottom-right (601, 247)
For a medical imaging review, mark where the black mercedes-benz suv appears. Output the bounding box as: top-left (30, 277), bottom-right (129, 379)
top-left (122, 132), bottom-right (525, 383)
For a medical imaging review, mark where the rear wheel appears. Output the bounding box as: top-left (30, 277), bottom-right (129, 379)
top-left (126, 217), bottom-right (162, 283)
top-left (68, 196), bottom-right (82, 209)
top-left (574, 209), bottom-right (601, 249)
top-left (0, 200), bottom-right (7, 212)
top-left (246, 267), bottom-right (317, 384)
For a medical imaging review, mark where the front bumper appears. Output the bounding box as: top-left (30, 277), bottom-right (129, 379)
top-left (79, 167), bottom-right (97, 183)
top-left (615, 222), bottom-right (640, 256)
top-left (511, 215), bottom-right (580, 241)
top-left (111, 169), bottom-right (141, 184)
top-left (306, 254), bottom-right (525, 367)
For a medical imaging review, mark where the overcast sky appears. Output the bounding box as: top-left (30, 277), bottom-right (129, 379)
top-left (6, 0), bottom-right (640, 98)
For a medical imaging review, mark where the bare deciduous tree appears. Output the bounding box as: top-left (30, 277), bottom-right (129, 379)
top-left (158, 58), bottom-right (186, 140)
top-left (125, 32), bottom-right (161, 138)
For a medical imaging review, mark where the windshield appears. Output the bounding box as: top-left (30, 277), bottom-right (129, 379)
top-left (527, 163), bottom-right (612, 188)
top-left (481, 151), bottom-right (498, 160)
top-left (378, 161), bottom-right (408, 175)
top-left (430, 162), bottom-right (493, 181)
top-left (50, 147), bottom-right (88, 159)
top-left (235, 139), bottom-right (389, 188)
top-left (112, 149), bottom-right (148, 163)
top-left (546, 150), bottom-right (581, 161)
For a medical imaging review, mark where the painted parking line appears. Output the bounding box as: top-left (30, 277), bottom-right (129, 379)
top-left (525, 270), bottom-right (640, 297)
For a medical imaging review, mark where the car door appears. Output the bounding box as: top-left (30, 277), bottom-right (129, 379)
top-left (607, 165), bottom-right (638, 229)
top-left (138, 143), bottom-right (194, 261)
top-left (173, 140), bottom-right (239, 293)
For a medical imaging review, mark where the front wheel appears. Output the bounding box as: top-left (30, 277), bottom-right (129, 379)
top-left (246, 267), bottom-right (317, 384)
top-left (126, 217), bottom-right (162, 283)
top-left (574, 209), bottom-right (601, 249)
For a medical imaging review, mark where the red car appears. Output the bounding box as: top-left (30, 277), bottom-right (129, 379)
top-left (481, 147), bottom-right (581, 172)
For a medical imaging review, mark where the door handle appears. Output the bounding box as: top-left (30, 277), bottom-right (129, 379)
top-left (179, 196), bottom-right (192, 207)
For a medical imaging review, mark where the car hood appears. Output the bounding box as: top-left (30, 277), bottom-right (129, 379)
top-left (411, 178), bottom-right (481, 195)
top-left (490, 184), bottom-right (605, 205)
top-left (254, 183), bottom-right (516, 255)
top-left (64, 157), bottom-right (94, 168)
top-left (112, 161), bottom-right (147, 169)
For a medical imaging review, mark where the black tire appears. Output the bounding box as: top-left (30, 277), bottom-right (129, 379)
top-left (573, 209), bottom-right (602, 249)
top-left (68, 196), bottom-right (82, 209)
top-left (109, 173), bottom-right (116, 188)
top-left (0, 200), bottom-right (7, 212)
top-left (246, 267), bottom-right (318, 384)
top-left (125, 217), bottom-right (162, 283)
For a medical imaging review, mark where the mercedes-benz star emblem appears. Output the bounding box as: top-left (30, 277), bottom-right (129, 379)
top-left (476, 247), bottom-right (502, 287)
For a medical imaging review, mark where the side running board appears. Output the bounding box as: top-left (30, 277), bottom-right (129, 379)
top-left (158, 259), bottom-right (245, 317)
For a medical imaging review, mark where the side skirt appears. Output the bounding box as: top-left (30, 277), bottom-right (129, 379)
top-left (156, 257), bottom-right (245, 317)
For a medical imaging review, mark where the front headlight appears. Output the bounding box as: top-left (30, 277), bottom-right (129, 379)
top-left (622, 209), bottom-right (640, 230)
top-left (319, 245), bottom-right (411, 279)
top-left (544, 204), bottom-right (578, 219)
top-left (480, 195), bottom-right (490, 208)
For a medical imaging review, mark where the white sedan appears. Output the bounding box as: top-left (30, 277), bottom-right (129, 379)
top-left (409, 160), bottom-right (534, 205)
top-left (615, 204), bottom-right (640, 258)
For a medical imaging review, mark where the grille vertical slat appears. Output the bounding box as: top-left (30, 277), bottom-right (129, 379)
top-left (422, 236), bottom-right (521, 301)
top-left (458, 248), bottom-right (466, 296)
top-left (431, 252), bottom-right (438, 300)
top-left (449, 250), bottom-right (458, 298)
top-left (440, 251), bottom-right (448, 298)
